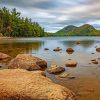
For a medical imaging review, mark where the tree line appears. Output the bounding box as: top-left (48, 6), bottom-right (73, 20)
top-left (0, 7), bottom-right (46, 37)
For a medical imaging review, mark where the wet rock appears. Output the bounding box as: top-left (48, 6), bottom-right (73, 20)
top-left (8, 54), bottom-right (47, 71)
top-left (51, 64), bottom-right (58, 68)
top-left (0, 52), bottom-right (12, 63)
top-left (91, 59), bottom-right (96, 62)
top-left (0, 69), bottom-right (75, 100)
top-left (44, 48), bottom-right (49, 50)
top-left (53, 47), bottom-right (62, 52)
top-left (96, 47), bottom-right (100, 52)
top-left (56, 73), bottom-right (70, 78)
top-left (66, 48), bottom-right (74, 54)
top-left (68, 59), bottom-right (72, 60)
top-left (92, 61), bottom-right (98, 64)
top-left (47, 66), bottom-right (65, 74)
top-left (56, 73), bottom-right (76, 80)
top-left (91, 59), bottom-right (98, 64)
top-left (67, 76), bottom-right (76, 79)
top-left (65, 62), bottom-right (77, 67)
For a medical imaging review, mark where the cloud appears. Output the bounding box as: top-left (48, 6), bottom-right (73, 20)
top-left (0, 0), bottom-right (100, 32)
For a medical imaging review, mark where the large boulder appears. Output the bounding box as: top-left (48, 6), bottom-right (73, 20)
top-left (0, 69), bottom-right (75, 100)
top-left (0, 52), bottom-right (12, 63)
top-left (8, 54), bottom-right (47, 71)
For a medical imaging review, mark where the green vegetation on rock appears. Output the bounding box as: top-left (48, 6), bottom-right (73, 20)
top-left (0, 7), bottom-right (45, 37)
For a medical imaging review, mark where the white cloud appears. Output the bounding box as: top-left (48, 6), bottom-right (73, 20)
top-left (0, 0), bottom-right (100, 32)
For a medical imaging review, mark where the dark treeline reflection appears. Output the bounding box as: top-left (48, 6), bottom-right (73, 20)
top-left (0, 41), bottom-right (44, 57)
top-left (61, 40), bottom-right (95, 48)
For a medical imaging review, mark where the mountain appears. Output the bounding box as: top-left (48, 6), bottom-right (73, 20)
top-left (54, 24), bottom-right (100, 36)
top-left (57, 25), bottom-right (77, 34)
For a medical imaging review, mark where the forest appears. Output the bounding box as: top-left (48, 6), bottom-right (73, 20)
top-left (0, 7), bottom-right (45, 37)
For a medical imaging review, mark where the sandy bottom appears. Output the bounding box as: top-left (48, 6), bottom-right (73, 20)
top-left (53, 76), bottom-right (100, 100)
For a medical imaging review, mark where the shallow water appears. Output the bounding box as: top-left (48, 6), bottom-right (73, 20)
top-left (0, 36), bottom-right (100, 100)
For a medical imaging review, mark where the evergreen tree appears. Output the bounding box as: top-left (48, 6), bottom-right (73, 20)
top-left (0, 7), bottom-right (45, 37)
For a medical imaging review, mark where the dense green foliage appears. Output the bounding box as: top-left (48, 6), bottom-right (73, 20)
top-left (0, 7), bottom-right (45, 37)
top-left (54, 24), bottom-right (100, 36)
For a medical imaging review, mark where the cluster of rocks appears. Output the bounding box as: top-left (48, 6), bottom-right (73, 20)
top-left (0, 52), bottom-right (75, 100)
top-left (47, 64), bottom-right (76, 80)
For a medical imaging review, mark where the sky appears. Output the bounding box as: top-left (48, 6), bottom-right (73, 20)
top-left (0, 0), bottom-right (100, 32)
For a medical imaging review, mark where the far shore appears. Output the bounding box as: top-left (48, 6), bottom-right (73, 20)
top-left (0, 37), bottom-right (14, 39)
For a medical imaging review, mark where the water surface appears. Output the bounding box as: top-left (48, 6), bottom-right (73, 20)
top-left (0, 36), bottom-right (100, 100)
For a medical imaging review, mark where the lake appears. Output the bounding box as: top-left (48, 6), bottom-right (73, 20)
top-left (0, 36), bottom-right (100, 100)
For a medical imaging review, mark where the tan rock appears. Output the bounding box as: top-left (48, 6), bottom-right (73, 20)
top-left (0, 52), bottom-right (12, 63)
top-left (0, 69), bottom-right (75, 100)
top-left (96, 47), bottom-right (100, 52)
top-left (66, 48), bottom-right (74, 54)
top-left (56, 73), bottom-right (70, 78)
top-left (8, 54), bottom-right (47, 71)
top-left (47, 66), bottom-right (65, 74)
top-left (65, 62), bottom-right (77, 67)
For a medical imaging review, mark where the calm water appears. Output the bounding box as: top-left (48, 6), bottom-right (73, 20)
top-left (0, 36), bottom-right (100, 100)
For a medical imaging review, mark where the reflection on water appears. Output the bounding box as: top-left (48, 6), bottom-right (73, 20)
top-left (0, 36), bottom-right (100, 100)
top-left (61, 40), bottom-right (95, 48)
top-left (0, 40), bottom-right (44, 57)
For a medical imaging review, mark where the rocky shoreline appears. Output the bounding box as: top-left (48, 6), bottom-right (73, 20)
top-left (0, 52), bottom-right (75, 100)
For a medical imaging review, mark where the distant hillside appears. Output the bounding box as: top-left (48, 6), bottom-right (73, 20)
top-left (54, 24), bottom-right (100, 36)
top-left (57, 25), bottom-right (77, 34)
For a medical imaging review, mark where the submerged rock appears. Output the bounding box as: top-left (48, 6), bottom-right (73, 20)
top-left (91, 59), bottom-right (96, 62)
top-left (53, 47), bottom-right (62, 52)
top-left (75, 41), bottom-right (80, 44)
top-left (47, 65), bottom-right (65, 74)
top-left (0, 69), bottom-right (75, 100)
top-left (56, 73), bottom-right (70, 78)
top-left (8, 54), bottom-right (47, 71)
top-left (0, 52), bottom-right (12, 63)
top-left (65, 62), bottom-right (77, 67)
top-left (91, 59), bottom-right (98, 64)
top-left (56, 73), bottom-right (76, 80)
top-left (92, 61), bottom-right (98, 64)
top-left (44, 48), bottom-right (49, 50)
